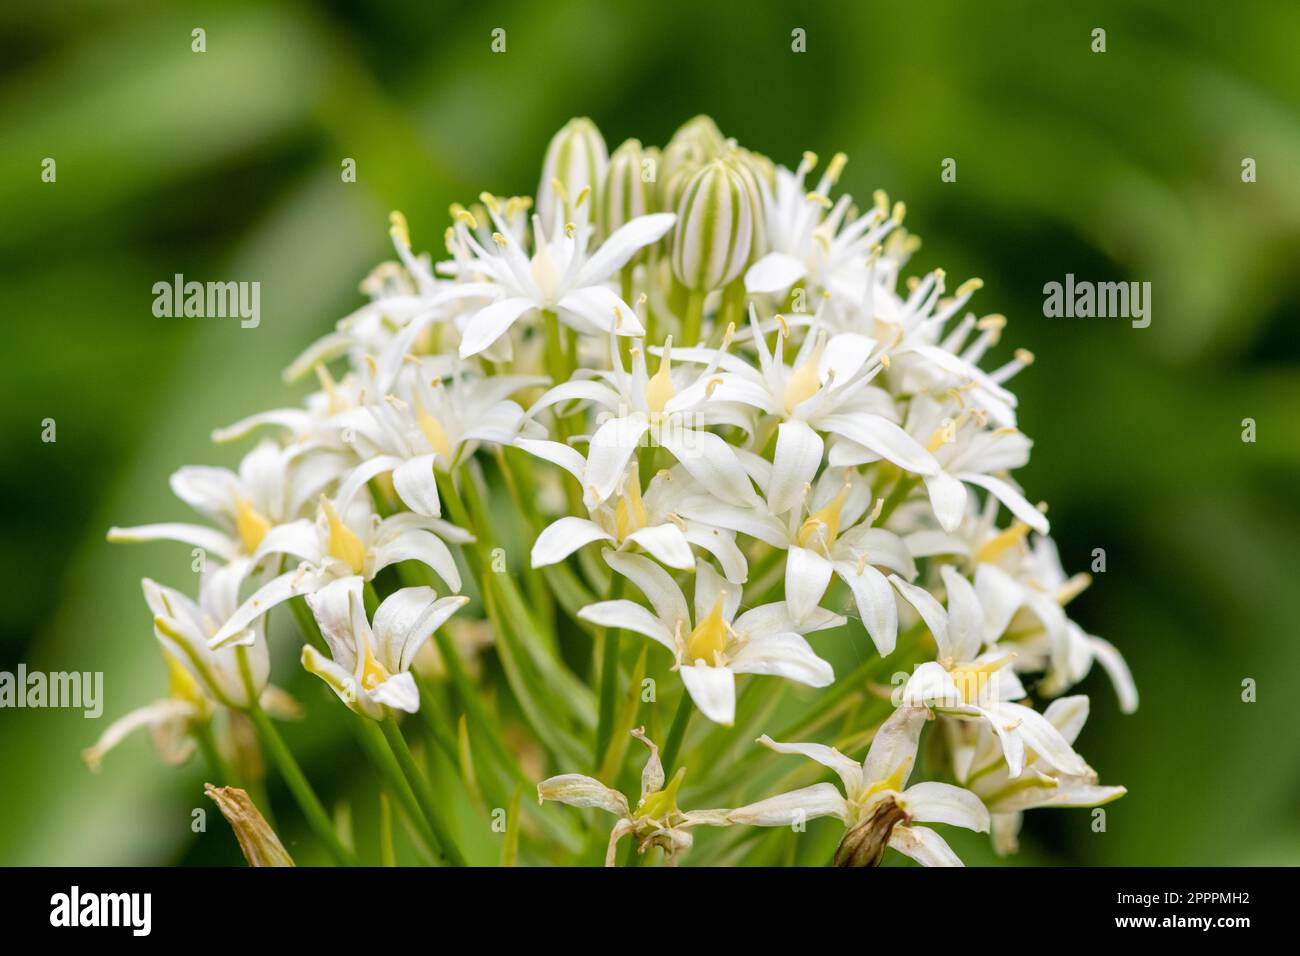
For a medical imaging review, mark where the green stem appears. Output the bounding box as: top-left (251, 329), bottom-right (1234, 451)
top-left (248, 704), bottom-right (356, 866)
top-left (682, 289), bottom-right (705, 347)
top-left (380, 716), bottom-right (467, 866)
top-left (193, 718), bottom-right (237, 787)
top-left (593, 574), bottom-right (627, 767)
top-left (660, 694), bottom-right (694, 774)
top-left (351, 716), bottom-right (443, 859)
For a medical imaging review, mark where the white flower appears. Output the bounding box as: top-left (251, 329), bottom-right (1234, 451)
top-left (534, 331), bottom-right (758, 507)
top-left (682, 465), bottom-right (916, 652)
top-left (334, 364), bottom-right (542, 517)
top-left (578, 552), bottom-right (843, 725)
top-left (208, 494), bottom-right (470, 649)
top-left (892, 566), bottom-right (1090, 778)
top-left (744, 151), bottom-right (899, 301)
top-left (537, 727), bottom-right (731, 866)
top-left (727, 705), bottom-right (989, 867)
top-left (108, 440), bottom-right (343, 563)
top-left (301, 576), bottom-right (467, 719)
top-left (440, 193), bottom-right (673, 357)
top-left (516, 441), bottom-right (747, 580)
top-left (950, 695), bottom-right (1126, 855)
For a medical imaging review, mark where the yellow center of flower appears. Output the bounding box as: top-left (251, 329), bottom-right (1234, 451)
top-left (645, 341), bottom-right (676, 415)
top-left (163, 649), bottom-right (206, 706)
top-left (947, 653), bottom-right (1016, 704)
top-left (414, 395), bottom-right (453, 462)
top-left (234, 496), bottom-right (272, 553)
top-left (359, 642), bottom-right (391, 691)
top-left (782, 335), bottom-right (827, 412)
top-left (634, 766), bottom-right (686, 820)
top-left (973, 519), bottom-right (1030, 564)
top-left (613, 471), bottom-right (648, 542)
top-left (860, 757), bottom-right (912, 804)
top-left (322, 498), bottom-right (367, 574)
top-left (796, 483), bottom-right (851, 550)
top-left (684, 593), bottom-right (729, 664)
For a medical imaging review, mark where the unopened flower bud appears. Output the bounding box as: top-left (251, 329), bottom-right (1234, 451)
top-left (671, 159), bottom-right (757, 292)
top-left (206, 784), bottom-right (296, 866)
top-left (536, 117), bottom-right (608, 233)
top-left (599, 138), bottom-right (659, 239)
top-left (833, 796), bottom-right (909, 867)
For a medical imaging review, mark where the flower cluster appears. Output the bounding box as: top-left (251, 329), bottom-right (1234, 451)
top-left (91, 115), bottom-right (1135, 867)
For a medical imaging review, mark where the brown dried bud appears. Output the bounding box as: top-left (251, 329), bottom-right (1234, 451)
top-left (205, 784), bottom-right (295, 867)
top-left (834, 797), bottom-right (909, 868)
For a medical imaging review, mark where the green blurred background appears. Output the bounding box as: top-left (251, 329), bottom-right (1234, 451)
top-left (1, 0), bottom-right (1297, 865)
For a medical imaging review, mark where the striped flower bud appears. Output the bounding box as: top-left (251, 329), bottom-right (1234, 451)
top-left (659, 114), bottom-right (727, 212)
top-left (536, 117), bottom-right (608, 233)
top-left (671, 159), bottom-right (757, 292)
top-left (598, 138), bottom-right (659, 239)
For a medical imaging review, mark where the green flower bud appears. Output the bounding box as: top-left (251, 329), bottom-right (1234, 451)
top-left (671, 159), bottom-right (758, 292)
top-left (659, 114), bottom-right (727, 212)
top-left (598, 139), bottom-right (659, 239)
top-left (536, 117), bottom-right (608, 233)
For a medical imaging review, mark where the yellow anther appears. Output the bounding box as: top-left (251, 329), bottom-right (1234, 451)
top-left (806, 191), bottom-right (833, 209)
top-left (388, 211), bottom-right (411, 247)
top-left (1014, 348), bottom-right (1035, 365)
top-left (685, 593), bottom-right (730, 663)
top-left (826, 152), bottom-right (848, 184)
top-left (873, 190), bottom-right (889, 216)
top-left (314, 362), bottom-right (342, 415)
top-left (564, 222), bottom-right (576, 238)
top-left (957, 277), bottom-right (984, 297)
top-left (774, 313), bottom-right (790, 338)
top-left (796, 482), bottom-right (851, 550)
top-left (452, 206), bottom-right (478, 230)
top-left (321, 497), bottom-right (367, 574)
top-left (234, 496), bottom-right (272, 553)
top-left (574, 185), bottom-right (591, 209)
top-left (978, 313), bottom-right (1007, 331)
top-left (704, 377), bottom-right (723, 398)
top-left (478, 191), bottom-right (501, 214)
top-left (974, 520), bottom-right (1031, 564)
top-left (359, 640), bottom-right (392, 691)
top-left (801, 151), bottom-right (819, 171)
top-left (491, 232), bottom-right (507, 248)
top-left (1057, 572), bottom-right (1092, 606)
top-left (879, 353), bottom-right (891, 370)
top-left (161, 647), bottom-right (207, 707)
top-left (645, 337), bottom-right (675, 414)
top-left (891, 201), bottom-right (907, 225)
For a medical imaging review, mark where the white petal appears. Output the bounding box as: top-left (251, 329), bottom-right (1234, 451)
top-left (514, 437), bottom-right (587, 484)
top-left (107, 523), bottom-right (238, 563)
top-left (585, 415), bottom-right (649, 504)
top-left (903, 781), bottom-right (990, 832)
top-left (577, 213), bottom-right (676, 284)
top-left (990, 701), bottom-right (1090, 776)
top-left (973, 564), bottom-right (1023, 645)
top-left (1088, 635), bottom-right (1139, 714)
top-left (392, 453), bottom-right (442, 517)
top-left (940, 566), bottom-right (985, 662)
top-left (863, 705), bottom-right (928, 789)
top-left (373, 588), bottom-right (468, 672)
top-left (624, 523), bottom-right (695, 570)
top-left (370, 527), bottom-right (462, 593)
top-left (956, 472), bottom-right (1049, 534)
top-left (577, 600), bottom-right (675, 652)
top-left (458, 297), bottom-right (537, 358)
top-left (819, 413), bottom-right (939, 476)
top-left (889, 574), bottom-right (951, 660)
top-left (835, 561), bottom-right (898, 656)
top-left (1043, 694), bottom-right (1090, 745)
top-left (785, 546), bottom-right (834, 623)
top-left (537, 774), bottom-right (631, 817)
top-left (768, 420), bottom-right (824, 515)
top-left (211, 568), bottom-right (327, 648)
top-left (691, 558), bottom-right (741, 625)
top-left (727, 783), bottom-right (848, 827)
top-left (679, 664), bottom-right (736, 725)
top-left (730, 633), bottom-right (834, 688)
top-left (923, 471), bottom-right (968, 533)
top-left (305, 576), bottom-right (368, 669)
top-left (733, 601), bottom-right (843, 639)
top-left (603, 550), bottom-right (689, 630)
top-left (531, 516), bottom-right (613, 567)
top-left (756, 735), bottom-right (862, 794)
top-left (743, 252), bottom-right (807, 294)
top-left (658, 429), bottom-right (758, 507)
top-left (369, 672), bottom-right (421, 713)
top-left (889, 825), bottom-right (964, 867)
top-left (557, 286), bottom-right (645, 337)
